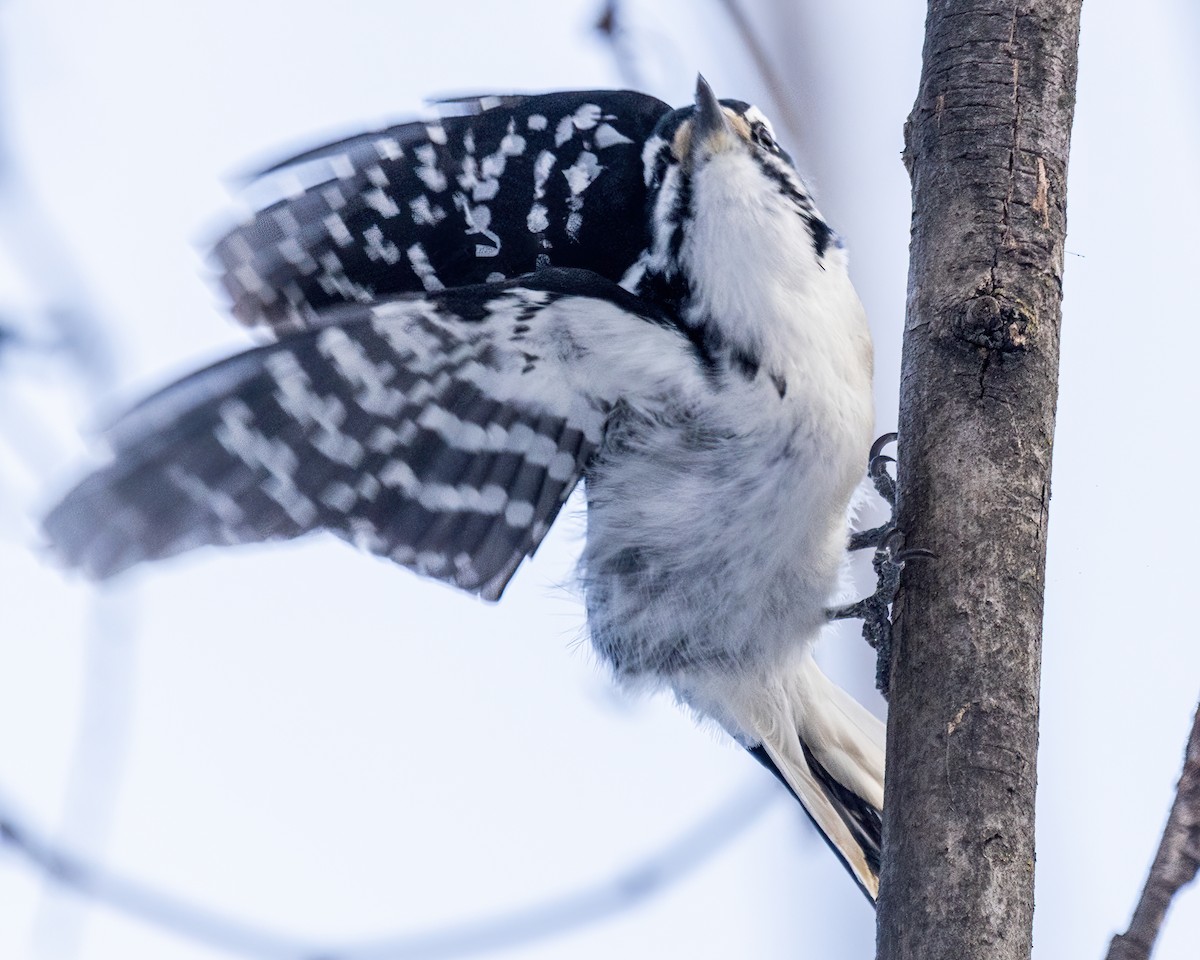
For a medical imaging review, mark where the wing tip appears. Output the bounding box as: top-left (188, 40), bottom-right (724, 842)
top-left (42, 478), bottom-right (144, 583)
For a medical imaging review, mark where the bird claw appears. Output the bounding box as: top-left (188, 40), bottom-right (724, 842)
top-left (865, 432), bottom-right (898, 508)
top-left (828, 534), bottom-right (924, 697)
top-left (868, 432), bottom-right (897, 462)
top-left (850, 436), bottom-right (898, 549)
top-left (836, 434), bottom-right (933, 696)
top-left (847, 443), bottom-right (899, 550)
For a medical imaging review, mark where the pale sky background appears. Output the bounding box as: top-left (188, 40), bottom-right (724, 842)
top-left (0, 1), bottom-right (1197, 959)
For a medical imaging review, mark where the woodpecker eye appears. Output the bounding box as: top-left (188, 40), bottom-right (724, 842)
top-left (750, 122), bottom-right (778, 152)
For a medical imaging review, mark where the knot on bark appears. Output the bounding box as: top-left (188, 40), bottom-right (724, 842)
top-left (955, 295), bottom-right (1035, 352)
top-left (981, 830), bottom-right (1017, 865)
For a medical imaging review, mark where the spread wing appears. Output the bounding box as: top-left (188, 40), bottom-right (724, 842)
top-left (44, 269), bottom-right (700, 600)
top-left (213, 91), bottom-right (670, 334)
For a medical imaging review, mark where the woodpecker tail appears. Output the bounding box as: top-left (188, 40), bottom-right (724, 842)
top-left (736, 652), bottom-right (885, 901)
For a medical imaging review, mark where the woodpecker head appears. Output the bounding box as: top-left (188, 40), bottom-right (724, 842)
top-left (637, 76), bottom-right (838, 303)
top-left (646, 75), bottom-right (797, 179)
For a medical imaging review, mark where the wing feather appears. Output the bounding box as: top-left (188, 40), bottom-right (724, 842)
top-left (213, 91), bottom-right (670, 334)
top-left (45, 270), bottom-right (700, 599)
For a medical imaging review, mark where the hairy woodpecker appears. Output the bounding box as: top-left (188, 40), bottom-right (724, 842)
top-left (45, 77), bottom-right (885, 899)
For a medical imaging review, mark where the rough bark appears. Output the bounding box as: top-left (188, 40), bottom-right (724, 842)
top-left (1105, 702), bottom-right (1200, 960)
top-left (876, 3), bottom-right (1082, 959)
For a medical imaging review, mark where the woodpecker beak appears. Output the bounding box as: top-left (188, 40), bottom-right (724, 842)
top-left (692, 74), bottom-right (733, 150)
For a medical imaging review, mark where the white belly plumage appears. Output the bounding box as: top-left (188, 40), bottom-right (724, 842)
top-left (580, 370), bottom-right (871, 692)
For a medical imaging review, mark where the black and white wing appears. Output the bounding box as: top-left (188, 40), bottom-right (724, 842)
top-left (44, 270), bottom-right (698, 600)
top-left (214, 91), bottom-right (670, 334)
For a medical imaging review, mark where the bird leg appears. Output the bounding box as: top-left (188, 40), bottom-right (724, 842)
top-left (831, 434), bottom-right (932, 697)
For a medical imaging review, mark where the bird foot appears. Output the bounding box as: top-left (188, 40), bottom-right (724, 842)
top-left (834, 434), bottom-right (933, 696)
top-left (848, 433), bottom-right (898, 551)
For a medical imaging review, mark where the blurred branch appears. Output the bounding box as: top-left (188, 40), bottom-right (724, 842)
top-left (0, 23), bottom-right (138, 959)
top-left (712, 0), bottom-right (804, 144)
top-left (0, 32), bottom-right (116, 389)
top-left (593, 1), bottom-right (809, 152)
top-left (0, 181), bottom-right (117, 390)
top-left (31, 591), bottom-right (139, 959)
top-left (0, 778), bottom-right (778, 959)
top-left (1105, 700), bottom-right (1200, 960)
top-left (0, 788), bottom-right (313, 960)
top-left (593, 1), bottom-right (646, 91)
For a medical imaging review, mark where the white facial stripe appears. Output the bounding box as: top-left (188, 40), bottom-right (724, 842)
top-left (742, 105), bottom-right (775, 140)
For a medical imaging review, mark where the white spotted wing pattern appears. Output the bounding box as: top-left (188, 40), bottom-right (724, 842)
top-left (45, 270), bottom-right (703, 600)
top-left (215, 91), bottom-right (670, 334)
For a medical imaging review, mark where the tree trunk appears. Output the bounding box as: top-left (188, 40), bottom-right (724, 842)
top-left (876, 3), bottom-right (1082, 959)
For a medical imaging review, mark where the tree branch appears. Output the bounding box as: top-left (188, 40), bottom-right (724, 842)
top-left (876, 2), bottom-right (1082, 958)
top-left (1106, 700), bottom-right (1200, 960)
top-left (592, 2), bottom-right (646, 92)
top-left (713, 0), bottom-right (806, 145)
top-left (0, 779), bottom-right (777, 959)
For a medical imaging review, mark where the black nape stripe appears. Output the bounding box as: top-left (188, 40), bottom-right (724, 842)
top-left (749, 153), bottom-right (835, 260)
top-left (636, 269), bottom-right (718, 373)
top-left (807, 216), bottom-right (833, 259)
top-left (668, 171), bottom-right (693, 263)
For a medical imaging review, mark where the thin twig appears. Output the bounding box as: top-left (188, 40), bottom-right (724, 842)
top-left (0, 149), bottom-right (116, 391)
top-left (592, 1), bottom-right (646, 91)
top-left (31, 591), bottom-right (139, 959)
top-left (0, 779), bottom-right (779, 960)
top-left (713, 0), bottom-right (806, 144)
top-left (1105, 699), bottom-right (1200, 960)
top-left (0, 23), bottom-right (139, 959)
top-left (0, 28), bottom-right (146, 960)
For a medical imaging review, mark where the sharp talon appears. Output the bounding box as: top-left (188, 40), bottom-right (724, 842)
top-left (848, 475), bottom-right (897, 550)
top-left (895, 547), bottom-right (936, 563)
top-left (869, 432), bottom-right (898, 461)
top-left (839, 432), bottom-right (917, 696)
top-left (865, 447), bottom-right (897, 509)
